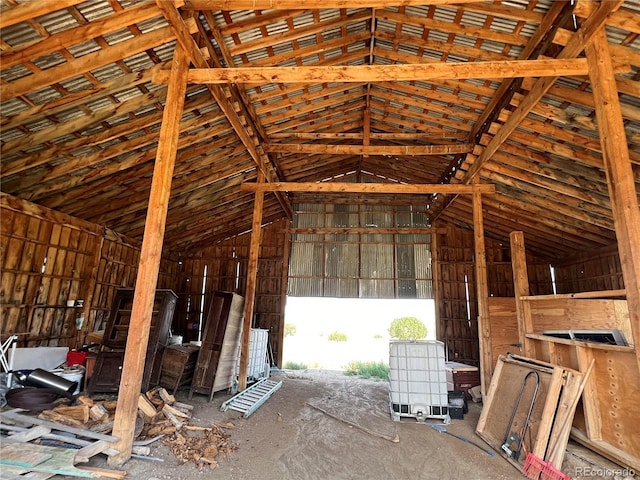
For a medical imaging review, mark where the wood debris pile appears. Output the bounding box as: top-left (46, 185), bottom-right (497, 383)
top-left (138, 386), bottom-right (238, 468)
top-left (162, 422), bottom-right (237, 468)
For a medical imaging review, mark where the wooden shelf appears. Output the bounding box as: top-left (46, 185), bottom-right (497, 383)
top-left (520, 289), bottom-right (626, 300)
top-left (0, 304), bottom-right (82, 309)
top-left (526, 333), bottom-right (634, 353)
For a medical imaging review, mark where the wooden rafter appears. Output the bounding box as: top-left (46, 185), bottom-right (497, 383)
top-left (0, 21), bottom-right (197, 102)
top-left (0, 0), bottom-right (88, 28)
top-left (468, 0), bottom-right (575, 141)
top-left (429, 0), bottom-right (626, 222)
top-left (153, 0), bottom-right (292, 217)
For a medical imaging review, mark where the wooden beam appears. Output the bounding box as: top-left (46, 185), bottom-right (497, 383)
top-left (238, 170), bottom-right (265, 392)
top-left (278, 227), bottom-right (291, 367)
top-left (241, 182), bottom-right (496, 194)
top-left (269, 132), bottom-right (467, 141)
top-left (264, 143), bottom-right (472, 155)
top-left (183, 0), bottom-right (492, 9)
top-left (432, 230), bottom-right (442, 341)
top-left (586, 28), bottom-right (640, 373)
top-left (290, 227), bottom-right (439, 235)
top-left (472, 179), bottom-right (491, 397)
top-left (107, 46), bottom-right (189, 467)
top-left (155, 59), bottom-right (591, 85)
top-left (510, 231), bottom-right (534, 359)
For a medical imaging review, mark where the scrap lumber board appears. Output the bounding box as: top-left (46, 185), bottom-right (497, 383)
top-left (1, 409), bottom-right (119, 442)
top-left (0, 465), bottom-right (55, 480)
top-left (0, 443), bottom-right (95, 477)
top-left (0, 443), bottom-right (52, 468)
top-left (1, 423), bottom-right (120, 457)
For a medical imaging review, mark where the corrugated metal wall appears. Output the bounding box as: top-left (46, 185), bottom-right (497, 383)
top-left (288, 204), bottom-right (433, 299)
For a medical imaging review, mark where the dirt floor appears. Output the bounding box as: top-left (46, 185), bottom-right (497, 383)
top-left (67, 369), bottom-right (635, 480)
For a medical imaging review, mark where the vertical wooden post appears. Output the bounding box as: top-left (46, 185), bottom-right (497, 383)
top-left (108, 46), bottom-right (188, 466)
top-left (431, 228), bottom-right (441, 341)
top-left (472, 182), bottom-right (491, 395)
top-left (585, 28), bottom-right (640, 374)
top-left (277, 225), bottom-right (291, 367)
top-left (510, 231), bottom-right (534, 358)
top-left (238, 170), bottom-right (265, 391)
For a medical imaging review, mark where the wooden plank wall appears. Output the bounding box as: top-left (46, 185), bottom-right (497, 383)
top-left (553, 245), bottom-right (624, 293)
top-left (435, 225), bottom-right (552, 366)
top-left (177, 219), bottom-right (289, 365)
top-left (1, 194), bottom-right (182, 347)
top-left (1, 197), bottom-right (102, 347)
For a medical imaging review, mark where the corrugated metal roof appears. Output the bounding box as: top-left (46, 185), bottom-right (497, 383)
top-left (0, 0), bottom-right (637, 258)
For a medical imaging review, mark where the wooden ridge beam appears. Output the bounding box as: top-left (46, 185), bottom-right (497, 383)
top-left (264, 143), bottom-right (471, 155)
top-left (241, 182), bottom-right (495, 194)
top-left (153, 59), bottom-right (592, 85)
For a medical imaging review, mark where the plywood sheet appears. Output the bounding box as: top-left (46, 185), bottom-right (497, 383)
top-left (487, 297), bottom-right (519, 375)
top-left (212, 294), bottom-right (244, 392)
top-left (590, 349), bottom-right (640, 460)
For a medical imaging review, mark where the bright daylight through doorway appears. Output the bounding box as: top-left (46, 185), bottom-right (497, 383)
top-left (282, 297), bottom-right (436, 371)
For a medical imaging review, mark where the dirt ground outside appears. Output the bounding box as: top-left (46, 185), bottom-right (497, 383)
top-left (59, 369), bottom-right (637, 480)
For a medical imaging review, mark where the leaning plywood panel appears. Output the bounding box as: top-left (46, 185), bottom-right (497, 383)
top-left (211, 293), bottom-right (244, 394)
top-left (487, 297), bottom-right (520, 375)
top-left (477, 354), bottom-right (583, 472)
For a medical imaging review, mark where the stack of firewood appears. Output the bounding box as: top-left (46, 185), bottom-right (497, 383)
top-left (35, 386), bottom-right (237, 468)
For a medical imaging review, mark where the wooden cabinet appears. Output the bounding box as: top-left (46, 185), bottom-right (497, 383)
top-left (189, 291), bottom-right (244, 401)
top-left (159, 344), bottom-right (200, 394)
top-left (87, 288), bottom-right (177, 393)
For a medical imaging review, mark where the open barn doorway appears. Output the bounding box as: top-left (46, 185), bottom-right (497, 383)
top-left (282, 297), bottom-right (436, 371)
